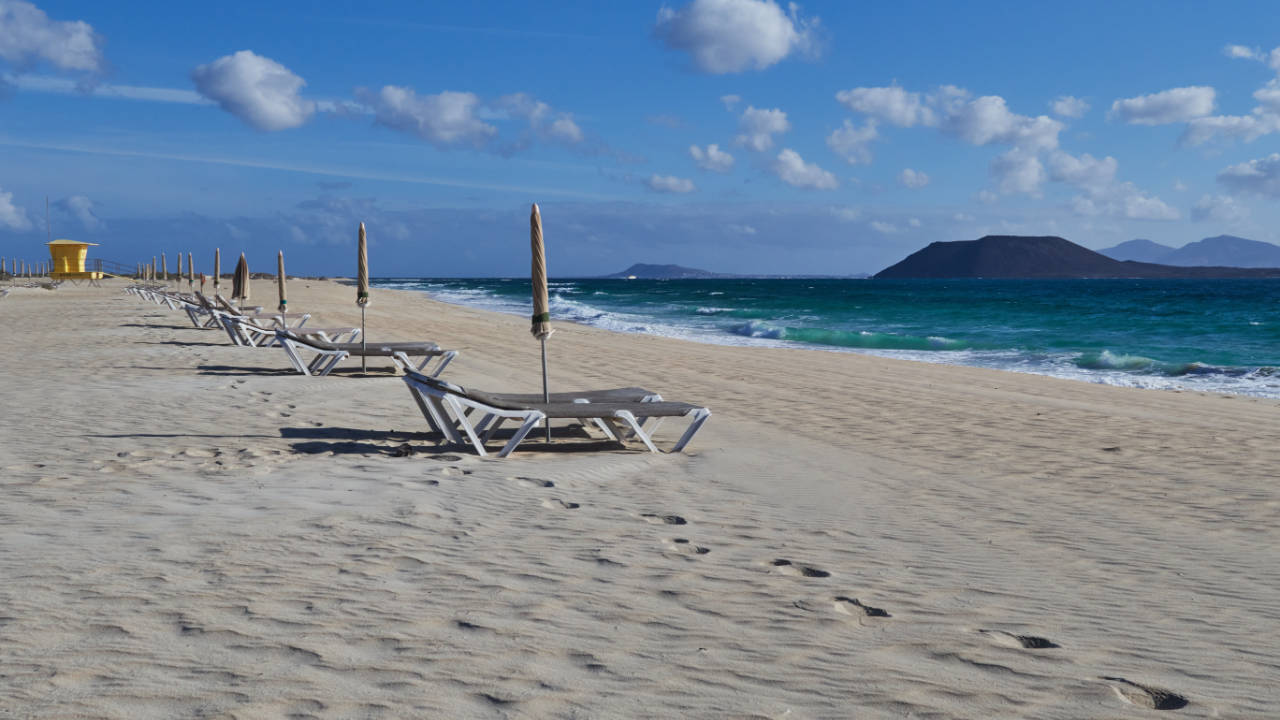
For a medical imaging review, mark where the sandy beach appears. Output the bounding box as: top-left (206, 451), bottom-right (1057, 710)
top-left (2, 277), bottom-right (1278, 719)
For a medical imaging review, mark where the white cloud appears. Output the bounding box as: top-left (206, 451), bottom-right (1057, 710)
top-left (720, 93), bottom-right (741, 110)
top-left (493, 92), bottom-right (584, 144)
top-left (1191, 193), bottom-right (1249, 224)
top-left (654, 0), bottom-right (818, 74)
top-left (355, 86), bottom-right (496, 148)
top-left (944, 95), bottom-right (1062, 150)
top-left (1182, 103), bottom-right (1280, 145)
top-left (0, 0), bottom-right (103, 74)
top-left (1070, 183), bottom-right (1179, 221)
top-left (192, 50), bottom-right (316, 131)
top-left (825, 119), bottom-right (877, 165)
top-left (1108, 86), bottom-right (1215, 125)
top-left (897, 167), bottom-right (930, 188)
top-left (990, 149), bottom-right (1045, 195)
top-left (1173, 179), bottom-right (1188, 191)
top-left (953, 212), bottom-right (975, 222)
top-left (907, 217), bottom-right (921, 228)
top-left (1224, 44), bottom-right (1263, 61)
top-left (1050, 95), bottom-right (1090, 118)
top-left (55, 194), bottom-right (102, 231)
top-left (771, 148), bottom-right (837, 189)
top-left (646, 174), bottom-right (696, 193)
top-left (0, 187), bottom-right (31, 230)
top-left (734, 105), bottom-right (789, 151)
top-left (728, 223), bottom-right (756, 235)
top-left (689, 143), bottom-right (734, 172)
top-left (1047, 150), bottom-right (1117, 192)
top-left (976, 189), bottom-right (998, 204)
top-left (1217, 153), bottom-right (1280, 197)
top-left (835, 85), bottom-right (934, 127)
top-left (870, 220), bottom-right (899, 234)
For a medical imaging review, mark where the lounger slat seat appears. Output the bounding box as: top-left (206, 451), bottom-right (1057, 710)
top-left (276, 329), bottom-right (457, 377)
top-left (402, 371), bottom-right (709, 457)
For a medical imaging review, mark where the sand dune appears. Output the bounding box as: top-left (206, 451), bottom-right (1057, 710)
top-left (1, 278), bottom-right (1276, 718)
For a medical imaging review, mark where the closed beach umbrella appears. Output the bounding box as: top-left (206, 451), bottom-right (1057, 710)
top-left (232, 252), bottom-right (250, 305)
top-left (530, 203), bottom-right (554, 441)
top-left (152, 256), bottom-right (157, 282)
top-left (177, 252), bottom-right (183, 280)
top-left (356, 223), bottom-right (370, 373)
top-left (187, 252), bottom-right (194, 290)
top-left (213, 248), bottom-right (221, 296)
top-left (161, 252), bottom-right (167, 282)
top-left (277, 250), bottom-right (287, 313)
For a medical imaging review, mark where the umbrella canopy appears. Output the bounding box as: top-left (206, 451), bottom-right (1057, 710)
top-left (277, 250), bottom-right (287, 312)
top-left (530, 204), bottom-right (552, 339)
top-left (232, 252), bottom-right (250, 303)
top-left (187, 252), bottom-right (194, 288)
top-left (356, 223), bottom-right (370, 307)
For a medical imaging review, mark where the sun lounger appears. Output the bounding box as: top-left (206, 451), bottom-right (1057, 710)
top-left (275, 329), bottom-right (457, 377)
top-left (401, 370), bottom-right (710, 457)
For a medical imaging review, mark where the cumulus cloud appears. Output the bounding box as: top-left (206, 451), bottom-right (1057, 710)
top-left (689, 143), bottom-right (734, 172)
top-left (646, 174), bottom-right (696, 193)
top-left (1191, 194), bottom-right (1249, 224)
top-left (826, 119), bottom-right (877, 165)
top-left (990, 149), bottom-right (1045, 195)
top-left (1108, 86), bottom-right (1215, 125)
top-left (1217, 153), bottom-right (1280, 197)
top-left (897, 168), bottom-right (929, 188)
top-left (829, 205), bottom-right (861, 222)
top-left (654, 0), bottom-right (818, 74)
top-left (0, 186), bottom-right (31, 230)
top-left (1050, 95), bottom-right (1089, 118)
top-left (1048, 149), bottom-right (1177, 220)
top-left (771, 148), bottom-right (836, 189)
top-left (1224, 44), bottom-right (1263, 61)
top-left (720, 93), bottom-right (741, 110)
top-left (727, 223), bottom-right (756, 235)
top-left (1047, 151), bottom-right (1117, 192)
top-left (494, 92), bottom-right (584, 144)
top-left (355, 86), bottom-right (496, 148)
top-left (55, 194), bottom-right (102, 231)
top-left (0, 0), bottom-right (103, 74)
top-left (734, 105), bottom-right (789, 151)
top-left (835, 85), bottom-right (935, 127)
top-left (191, 50), bottom-right (315, 131)
top-left (870, 220), bottom-right (899, 234)
top-left (834, 83), bottom-right (1063, 194)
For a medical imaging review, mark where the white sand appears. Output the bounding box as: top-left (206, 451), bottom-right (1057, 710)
top-left (1, 278), bottom-right (1277, 718)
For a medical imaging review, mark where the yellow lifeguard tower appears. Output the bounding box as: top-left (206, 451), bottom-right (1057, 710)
top-left (47, 239), bottom-right (104, 283)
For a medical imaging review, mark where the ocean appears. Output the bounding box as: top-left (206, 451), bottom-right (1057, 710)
top-left (375, 277), bottom-right (1280, 399)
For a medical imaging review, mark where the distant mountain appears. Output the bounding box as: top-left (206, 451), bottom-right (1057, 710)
top-left (874, 235), bottom-right (1280, 279)
top-left (602, 263), bottom-right (735, 279)
top-left (600, 263), bottom-right (862, 279)
top-left (1097, 238), bottom-right (1174, 263)
top-left (1161, 235), bottom-right (1280, 268)
top-left (1097, 234), bottom-right (1280, 268)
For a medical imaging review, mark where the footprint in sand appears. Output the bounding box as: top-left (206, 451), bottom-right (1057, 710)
top-left (541, 498), bottom-right (580, 510)
top-left (979, 628), bottom-right (1058, 649)
top-left (512, 476), bottom-right (554, 488)
top-left (641, 513), bottom-right (687, 525)
top-left (834, 596), bottom-right (889, 617)
top-left (1099, 676), bottom-right (1188, 710)
top-left (666, 538), bottom-right (710, 555)
top-left (771, 559), bottom-right (831, 578)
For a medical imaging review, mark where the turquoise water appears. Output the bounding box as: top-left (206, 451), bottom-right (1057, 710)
top-left (377, 277), bottom-right (1280, 398)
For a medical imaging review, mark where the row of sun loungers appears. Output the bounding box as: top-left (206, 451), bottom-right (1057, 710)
top-left (126, 282), bottom-right (711, 456)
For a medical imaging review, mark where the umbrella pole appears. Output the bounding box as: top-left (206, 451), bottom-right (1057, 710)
top-left (361, 305), bottom-right (367, 374)
top-left (541, 336), bottom-right (550, 443)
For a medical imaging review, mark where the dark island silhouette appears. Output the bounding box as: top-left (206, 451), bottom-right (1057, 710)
top-left (875, 235), bottom-right (1280, 279)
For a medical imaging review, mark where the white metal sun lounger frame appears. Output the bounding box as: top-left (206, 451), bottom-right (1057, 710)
top-left (275, 330), bottom-right (456, 377)
top-left (402, 372), bottom-right (710, 458)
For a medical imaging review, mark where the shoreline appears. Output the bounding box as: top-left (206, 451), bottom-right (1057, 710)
top-left (2, 278), bottom-right (1277, 717)
top-left (379, 277), bottom-right (1280, 400)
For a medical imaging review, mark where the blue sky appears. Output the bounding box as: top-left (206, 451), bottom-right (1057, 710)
top-left (2, 0), bottom-right (1280, 276)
